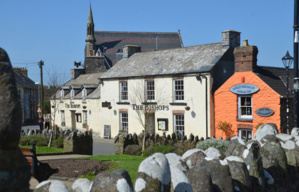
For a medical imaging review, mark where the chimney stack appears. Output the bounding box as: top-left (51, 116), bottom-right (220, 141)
top-left (222, 30), bottom-right (241, 49)
top-left (123, 45), bottom-right (141, 59)
top-left (234, 40), bottom-right (258, 72)
top-left (13, 67), bottom-right (28, 77)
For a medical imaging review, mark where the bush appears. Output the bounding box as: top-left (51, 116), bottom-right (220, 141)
top-left (125, 145), bottom-right (142, 156)
top-left (196, 139), bottom-right (229, 152)
top-left (36, 137), bottom-right (49, 147)
top-left (20, 136), bottom-right (44, 146)
top-left (143, 145), bottom-right (176, 157)
top-left (51, 138), bottom-right (64, 148)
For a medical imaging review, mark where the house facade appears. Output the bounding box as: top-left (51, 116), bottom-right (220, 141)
top-left (13, 68), bottom-right (39, 124)
top-left (214, 40), bottom-right (294, 140)
top-left (97, 30), bottom-right (241, 138)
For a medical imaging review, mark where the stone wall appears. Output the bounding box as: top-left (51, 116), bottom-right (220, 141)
top-left (114, 132), bottom-right (207, 155)
top-left (22, 128), bottom-right (93, 155)
top-left (64, 131), bottom-right (93, 155)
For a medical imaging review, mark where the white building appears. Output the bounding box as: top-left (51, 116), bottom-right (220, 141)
top-left (52, 30), bottom-right (241, 139)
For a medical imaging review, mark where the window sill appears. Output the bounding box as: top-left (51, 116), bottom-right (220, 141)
top-left (142, 102), bottom-right (157, 105)
top-left (169, 102), bottom-right (187, 106)
top-left (116, 102), bottom-right (130, 105)
top-left (237, 118), bottom-right (253, 122)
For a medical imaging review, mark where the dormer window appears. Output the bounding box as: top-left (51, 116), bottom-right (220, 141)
top-left (60, 89), bottom-right (64, 98)
top-left (116, 49), bottom-right (123, 61)
top-left (82, 87), bottom-right (87, 101)
top-left (71, 89), bottom-right (75, 100)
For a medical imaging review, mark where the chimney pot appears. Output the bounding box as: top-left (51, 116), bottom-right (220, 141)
top-left (242, 40), bottom-right (249, 47)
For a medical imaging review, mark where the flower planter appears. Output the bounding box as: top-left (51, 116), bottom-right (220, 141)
top-left (185, 106), bottom-right (190, 111)
top-left (108, 106), bottom-right (112, 109)
top-left (83, 106), bottom-right (87, 109)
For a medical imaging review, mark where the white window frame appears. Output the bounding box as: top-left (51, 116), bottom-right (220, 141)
top-left (239, 129), bottom-right (252, 142)
top-left (173, 79), bottom-right (184, 102)
top-left (61, 110), bottom-right (65, 126)
top-left (83, 111), bottom-right (87, 124)
top-left (82, 87), bottom-right (87, 101)
top-left (120, 81), bottom-right (128, 102)
top-left (238, 95), bottom-right (253, 119)
top-left (120, 112), bottom-right (128, 131)
top-left (174, 114), bottom-right (184, 136)
top-left (71, 89), bottom-right (75, 100)
top-left (60, 89), bottom-right (64, 98)
top-left (145, 80), bottom-right (155, 102)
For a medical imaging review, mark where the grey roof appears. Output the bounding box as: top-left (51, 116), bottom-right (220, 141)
top-left (54, 72), bottom-right (103, 100)
top-left (255, 66), bottom-right (294, 98)
top-left (14, 72), bottom-right (38, 89)
top-left (100, 43), bottom-right (226, 79)
top-left (65, 72), bottom-right (103, 86)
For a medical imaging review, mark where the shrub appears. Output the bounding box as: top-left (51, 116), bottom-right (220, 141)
top-left (217, 121), bottom-right (233, 138)
top-left (143, 145), bottom-right (176, 157)
top-left (125, 145), bottom-right (142, 156)
top-left (20, 136), bottom-right (44, 146)
top-left (196, 139), bottom-right (229, 152)
top-left (36, 137), bottom-right (49, 147)
top-left (52, 138), bottom-right (64, 148)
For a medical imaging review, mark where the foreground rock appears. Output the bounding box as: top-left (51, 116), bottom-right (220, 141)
top-left (134, 153), bottom-right (171, 192)
top-left (90, 169), bottom-right (133, 192)
top-left (34, 180), bottom-right (70, 192)
top-left (0, 48), bottom-right (30, 192)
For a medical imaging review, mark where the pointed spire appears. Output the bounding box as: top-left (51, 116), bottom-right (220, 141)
top-left (87, 5), bottom-right (94, 24)
top-left (85, 4), bottom-right (96, 43)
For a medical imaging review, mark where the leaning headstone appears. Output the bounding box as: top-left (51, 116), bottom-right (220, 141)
top-left (0, 48), bottom-right (30, 191)
top-left (169, 165), bottom-right (192, 192)
top-left (225, 136), bottom-right (247, 157)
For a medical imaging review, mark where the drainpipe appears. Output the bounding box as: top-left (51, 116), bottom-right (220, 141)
top-left (196, 74), bottom-right (208, 138)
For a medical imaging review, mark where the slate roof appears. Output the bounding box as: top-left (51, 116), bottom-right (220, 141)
top-left (65, 72), bottom-right (103, 86)
top-left (255, 66), bottom-right (294, 98)
top-left (14, 72), bottom-right (38, 89)
top-left (100, 43), bottom-right (226, 79)
top-left (55, 72), bottom-right (103, 99)
top-left (94, 31), bottom-right (183, 66)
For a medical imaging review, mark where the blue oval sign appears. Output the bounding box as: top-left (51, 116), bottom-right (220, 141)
top-left (255, 107), bottom-right (274, 117)
top-left (230, 84), bottom-right (259, 95)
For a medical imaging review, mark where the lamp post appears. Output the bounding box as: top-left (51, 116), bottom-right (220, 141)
top-left (282, 51), bottom-right (294, 134)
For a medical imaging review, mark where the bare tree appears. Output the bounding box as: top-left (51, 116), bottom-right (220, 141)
top-left (45, 67), bottom-right (68, 146)
top-left (129, 79), bottom-right (168, 151)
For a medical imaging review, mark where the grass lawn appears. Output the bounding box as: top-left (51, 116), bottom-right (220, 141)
top-left (83, 155), bottom-right (145, 183)
top-left (19, 145), bottom-right (66, 153)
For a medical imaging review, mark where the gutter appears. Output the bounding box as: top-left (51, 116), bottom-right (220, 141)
top-left (196, 74), bottom-right (208, 138)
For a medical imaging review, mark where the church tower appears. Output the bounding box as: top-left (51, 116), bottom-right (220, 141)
top-left (85, 5), bottom-right (96, 57)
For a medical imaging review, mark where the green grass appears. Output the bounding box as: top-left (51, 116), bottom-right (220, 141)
top-left (82, 155), bottom-right (145, 183)
top-left (19, 145), bottom-right (66, 153)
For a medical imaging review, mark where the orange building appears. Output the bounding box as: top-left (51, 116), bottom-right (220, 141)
top-left (214, 40), bottom-right (294, 140)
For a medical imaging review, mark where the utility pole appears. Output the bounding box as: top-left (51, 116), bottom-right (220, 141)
top-left (38, 60), bottom-right (44, 113)
top-left (294, 0), bottom-right (299, 127)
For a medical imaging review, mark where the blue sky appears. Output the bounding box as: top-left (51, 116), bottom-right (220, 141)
top-left (0, 1), bottom-right (295, 85)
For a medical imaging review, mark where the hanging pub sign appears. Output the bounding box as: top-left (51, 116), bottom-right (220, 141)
top-left (230, 83), bottom-right (259, 95)
top-left (255, 107), bottom-right (274, 117)
top-left (102, 101), bottom-right (111, 108)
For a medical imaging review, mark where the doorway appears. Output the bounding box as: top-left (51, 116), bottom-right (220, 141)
top-left (149, 113), bottom-right (155, 135)
top-left (71, 111), bottom-right (76, 131)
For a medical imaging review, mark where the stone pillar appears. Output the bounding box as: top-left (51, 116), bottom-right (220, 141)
top-left (0, 48), bottom-right (31, 191)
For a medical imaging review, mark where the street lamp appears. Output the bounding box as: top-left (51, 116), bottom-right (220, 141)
top-left (282, 51), bottom-right (294, 134)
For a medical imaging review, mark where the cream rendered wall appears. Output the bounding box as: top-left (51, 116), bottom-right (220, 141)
top-left (52, 98), bottom-right (102, 136)
top-left (99, 73), bottom-right (211, 139)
